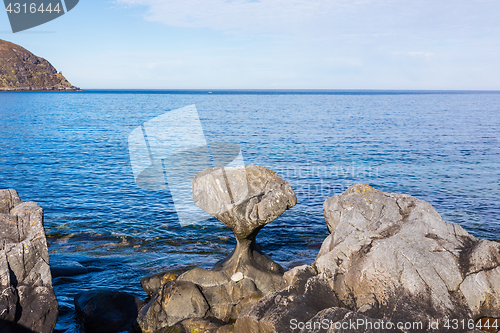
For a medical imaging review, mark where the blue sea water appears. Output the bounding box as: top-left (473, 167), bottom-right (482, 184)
top-left (0, 90), bottom-right (499, 332)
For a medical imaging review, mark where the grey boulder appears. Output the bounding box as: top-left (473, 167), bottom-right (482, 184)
top-left (236, 184), bottom-right (498, 333)
top-left (140, 271), bottom-right (177, 297)
top-left (137, 280), bottom-right (210, 332)
top-left (316, 183), bottom-right (500, 327)
top-left (235, 266), bottom-right (340, 333)
top-left (0, 189), bottom-right (58, 333)
top-left (138, 165), bottom-right (297, 332)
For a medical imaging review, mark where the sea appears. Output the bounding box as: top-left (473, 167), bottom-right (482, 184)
top-left (0, 90), bottom-right (499, 332)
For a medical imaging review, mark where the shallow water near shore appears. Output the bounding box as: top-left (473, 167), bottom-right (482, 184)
top-left (1, 90), bottom-right (499, 332)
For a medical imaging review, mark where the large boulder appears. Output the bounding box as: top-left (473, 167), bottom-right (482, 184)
top-left (236, 184), bottom-right (497, 333)
top-left (0, 189), bottom-right (58, 333)
top-left (317, 183), bottom-right (500, 326)
top-left (235, 266), bottom-right (341, 333)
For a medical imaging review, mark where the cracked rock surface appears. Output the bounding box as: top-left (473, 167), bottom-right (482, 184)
top-left (0, 189), bottom-right (58, 333)
top-left (236, 184), bottom-right (498, 333)
top-left (317, 183), bottom-right (500, 326)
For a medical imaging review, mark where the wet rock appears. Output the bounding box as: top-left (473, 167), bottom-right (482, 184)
top-left (50, 261), bottom-right (88, 278)
top-left (140, 271), bottom-right (177, 296)
top-left (137, 280), bottom-right (209, 332)
top-left (0, 189), bottom-right (58, 333)
top-left (74, 288), bottom-right (143, 333)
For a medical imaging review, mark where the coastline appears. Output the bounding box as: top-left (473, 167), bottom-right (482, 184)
top-left (0, 86), bottom-right (82, 92)
top-left (1, 90), bottom-right (499, 332)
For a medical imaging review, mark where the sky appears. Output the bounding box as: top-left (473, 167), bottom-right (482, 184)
top-left (1, 0), bottom-right (499, 90)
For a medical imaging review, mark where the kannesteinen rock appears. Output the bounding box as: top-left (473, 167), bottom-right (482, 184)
top-left (0, 189), bottom-right (58, 333)
top-left (137, 165), bottom-right (297, 333)
top-left (235, 183), bottom-right (497, 333)
top-left (0, 39), bottom-right (79, 91)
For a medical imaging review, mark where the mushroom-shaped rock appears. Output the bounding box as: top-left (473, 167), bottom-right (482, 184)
top-left (138, 165), bottom-right (297, 331)
top-left (193, 164), bottom-right (297, 240)
top-left (186, 164), bottom-right (297, 295)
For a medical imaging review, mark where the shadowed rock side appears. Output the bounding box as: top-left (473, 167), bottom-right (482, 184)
top-left (74, 289), bottom-right (144, 333)
top-left (0, 39), bottom-right (79, 91)
top-left (235, 184), bottom-right (498, 333)
top-left (0, 189), bottom-right (58, 333)
top-left (137, 165), bottom-right (297, 333)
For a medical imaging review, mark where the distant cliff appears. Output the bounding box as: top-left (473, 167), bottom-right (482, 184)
top-left (0, 39), bottom-right (80, 91)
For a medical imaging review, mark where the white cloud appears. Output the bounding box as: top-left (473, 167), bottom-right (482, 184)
top-left (115, 0), bottom-right (347, 34)
top-left (115, 0), bottom-right (500, 39)
top-left (100, 0), bottom-right (500, 89)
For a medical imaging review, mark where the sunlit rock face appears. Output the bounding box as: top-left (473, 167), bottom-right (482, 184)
top-left (236, 184), bottom-right (500, 333)
top-left (0, 189), bottom-right (58, 333)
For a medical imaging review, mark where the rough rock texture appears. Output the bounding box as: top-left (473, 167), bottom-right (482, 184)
top-left (138, 165), bottom-right (297, 332)
top-left (0, 189), bottom-right (58, 333)
top-left (74, 289), bottom-right (144, 333)
top-left (193, 164), bottom-right (297, 241)
top-left (317, 183), bottom-right (500, 327)
top-left (141, 271), bottom-right (177, 297)
top-left (163, 318), bottom-right (233, 333)
top-left (235, 265), bottom-right (407, 333)
top-left (0, 39), bottom-right (79, 91)
top-left (235, 184), bottom-right (499, 332)
top-left (188, 164), bottom-right (297, 294)
top-left (138, 280), bottom-right (210, 332)
top-left (235, 266), bottom-right (342, 333)
top-left (200, 278), bottom-right (264, 323)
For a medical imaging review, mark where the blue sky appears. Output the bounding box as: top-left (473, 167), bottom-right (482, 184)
top-left (1, 0), bottom-right (499, 90)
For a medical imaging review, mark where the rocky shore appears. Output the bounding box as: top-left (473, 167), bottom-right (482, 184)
top-left (2, 165), bottom-right (500, 332)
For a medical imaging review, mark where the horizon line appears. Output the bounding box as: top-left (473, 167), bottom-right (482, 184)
top-left (69, 88), bottom-right (500, 95)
